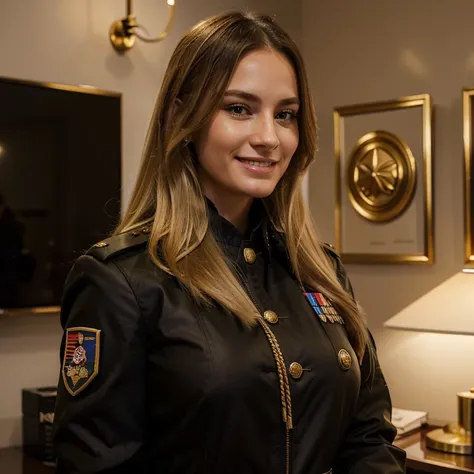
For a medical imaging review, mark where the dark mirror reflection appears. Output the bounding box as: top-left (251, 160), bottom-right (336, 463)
top-left (0, 78), bottom-right (121, 312)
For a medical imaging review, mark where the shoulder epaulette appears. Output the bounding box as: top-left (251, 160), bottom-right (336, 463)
top-left (86, 225), bottom-right (151, 262)
top-left (321, 242), bottom-right (339, 257)
top-left (321, 242), bottom-right (341, 269)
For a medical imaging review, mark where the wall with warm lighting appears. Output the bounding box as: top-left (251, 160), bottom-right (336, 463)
top-left (0, 0), bottom-right (302, 448)
top-left (3, 0), bottom-right (470, 451)
top-left (303, 0), bottom-right (474, 424)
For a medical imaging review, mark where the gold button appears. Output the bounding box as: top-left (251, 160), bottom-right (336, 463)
top-left (141, 226), bottom-right (152, 234)
top-left (243, 248), bottom-right (256, 264)
top-left (289, 362), bottom-right (303, 380)
top-left (130, 230), bottom-right (140, 237)
top-left (338, 349), bottom-right (352, 371)
top-left (263, 310), bottom-right (279, 324)
top-left (94, 241), bottom-right (109, 248)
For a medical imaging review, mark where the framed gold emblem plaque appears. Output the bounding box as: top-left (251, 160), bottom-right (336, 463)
top-left (334, 94), bottom-right (433, 264)
top-left (463, 88), bottom-right (474, 266)
top-left (347, 130), bottom-right (417, 223)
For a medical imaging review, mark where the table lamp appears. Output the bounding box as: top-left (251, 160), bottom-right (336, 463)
top-left (384, 271), bottom-right (474, 455)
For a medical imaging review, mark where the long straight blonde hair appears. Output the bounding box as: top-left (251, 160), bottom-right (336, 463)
top-left (116, 11), bottom-right (370, 361)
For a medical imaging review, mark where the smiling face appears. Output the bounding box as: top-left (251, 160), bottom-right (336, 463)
top-left (194, 48), bottom-right (300, 206)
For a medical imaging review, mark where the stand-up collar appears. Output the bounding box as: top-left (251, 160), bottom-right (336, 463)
top-left (206, 197), bottom-right (265, 248)
top-left (205, 197), bottom-right (292, 273)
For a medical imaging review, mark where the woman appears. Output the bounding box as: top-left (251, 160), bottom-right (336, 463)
top-left (53, 11), bottom-right (406, 474)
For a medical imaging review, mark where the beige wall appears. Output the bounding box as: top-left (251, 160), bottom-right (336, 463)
top-left (0, 0), bottom-right (302, 448)
top-left (303, 0), bottom-right (474, 423)
top-left (3, 0), bottom-right (471, 451)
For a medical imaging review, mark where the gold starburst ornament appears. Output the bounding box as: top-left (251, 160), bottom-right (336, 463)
top-left (346, 130), bottom-right (417, 222)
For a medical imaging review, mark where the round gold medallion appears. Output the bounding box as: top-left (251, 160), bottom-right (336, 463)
top-left (289, 362), bottom-right (304, 380)
top-left (263, 310), bottom-right (279, 324)
top-left (243, 248), bottom-right (256, 264)
top-left (338, 349), bottom-right (352, 371)
top-left (346, 130), bottom-right (416, 222)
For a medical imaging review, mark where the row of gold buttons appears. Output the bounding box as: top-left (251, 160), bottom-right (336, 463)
top-left (245, 248), bottom-right (302, 384)
top-left (264, 311), bottom-right (306, 380)
top-left (288, 351), bottom-right (352, 379)
top-left (243, 246), bottom-right (293, 434)
top-left (244, 247), bottom-right (353, 378)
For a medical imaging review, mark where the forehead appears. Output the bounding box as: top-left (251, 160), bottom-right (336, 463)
top-left (227, 49), bottom-right (298, 99)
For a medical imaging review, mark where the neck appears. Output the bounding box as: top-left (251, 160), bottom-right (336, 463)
top-left (205, 192), bottom-right (253, 234)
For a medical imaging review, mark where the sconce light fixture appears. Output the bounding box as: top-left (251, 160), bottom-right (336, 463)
top-left (110, 0), bottom-right (176, 53)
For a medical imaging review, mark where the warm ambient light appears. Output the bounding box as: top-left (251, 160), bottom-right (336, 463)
top-left (384, 271), bottom-right (474, 455)
top-left (384, 272), bottom-right (474, 336)
top-left (109, 0), bottom-right (176, 53)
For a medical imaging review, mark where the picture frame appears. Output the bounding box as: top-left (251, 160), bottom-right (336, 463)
top-left (463, 88), bottom-right (474, 266)
top-left (334, 94), bottom-right (434, 264)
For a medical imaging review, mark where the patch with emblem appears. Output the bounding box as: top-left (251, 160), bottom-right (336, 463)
top-left (62, 327), bottom-right (100, 396)
top-left (304, 292), bottom-right (344, 324)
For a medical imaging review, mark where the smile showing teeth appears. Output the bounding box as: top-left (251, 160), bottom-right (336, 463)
top-left (237, 158), bottom-right (274, 168)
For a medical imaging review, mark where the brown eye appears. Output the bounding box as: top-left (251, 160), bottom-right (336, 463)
top-left (226, 104), bottom-right (250, 117)
top-left (276, 110), bottom-right (298, 121)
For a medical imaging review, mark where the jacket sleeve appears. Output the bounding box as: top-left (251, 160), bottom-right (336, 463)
top-left (329, 251), bottom-right (407, 473)
top-left (53, 255), bottom-right (148, 474)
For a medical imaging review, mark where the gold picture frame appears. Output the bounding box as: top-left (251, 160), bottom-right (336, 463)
top-left (334, 94), bottom-right (433, 264)
top-left (463, 88), bottom-right (474, 266)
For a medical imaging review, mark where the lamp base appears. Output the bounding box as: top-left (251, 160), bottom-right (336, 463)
top-left (426, 423), bottom-right (472, 455)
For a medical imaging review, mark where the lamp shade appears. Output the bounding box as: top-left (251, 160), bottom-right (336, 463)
top-left (384, 272), bottom-right (474, 336)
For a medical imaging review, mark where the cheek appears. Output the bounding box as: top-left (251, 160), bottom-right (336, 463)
top-left (277, 130), bottom-right (299, 176)
top-left (195, 121), bottom-right (241, 178)
top-left (281, 128), bottom-right (299, 158)
top-left (203, 115), bottom-right (243, 152)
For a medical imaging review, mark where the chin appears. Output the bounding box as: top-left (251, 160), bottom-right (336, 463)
top-left (241, 184), bottom-right (277, 199)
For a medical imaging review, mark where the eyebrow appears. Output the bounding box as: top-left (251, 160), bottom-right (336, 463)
top-left (224, 89), bottom-right (300, 106)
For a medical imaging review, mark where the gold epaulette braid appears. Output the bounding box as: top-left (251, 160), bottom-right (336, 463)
top-left (258, 317), bottom-right (293, 430)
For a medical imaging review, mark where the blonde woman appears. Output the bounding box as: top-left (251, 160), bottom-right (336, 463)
top-left (53, 11), bottom-right (406, 474)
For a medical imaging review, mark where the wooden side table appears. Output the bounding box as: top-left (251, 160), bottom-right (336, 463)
top-left (395, 426), bottom-right (474, 474)
top-left (0, 447), bottom-right (54, 474)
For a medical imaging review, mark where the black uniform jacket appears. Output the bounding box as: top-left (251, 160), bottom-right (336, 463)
top-left (53, 201), bottom-right (406, 474)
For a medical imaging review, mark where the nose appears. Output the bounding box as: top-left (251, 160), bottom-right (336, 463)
top-left (249, 114), bottom-right (280, 151)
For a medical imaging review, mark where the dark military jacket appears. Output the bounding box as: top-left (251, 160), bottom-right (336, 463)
top-left (52, 200), bottom-right (406, 474)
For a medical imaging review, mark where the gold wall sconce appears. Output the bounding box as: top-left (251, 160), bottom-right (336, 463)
top-left (110, 0), bottom-right (176, 53)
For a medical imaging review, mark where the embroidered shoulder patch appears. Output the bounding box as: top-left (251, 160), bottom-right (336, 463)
top-left (62, 327), bottom-right (101, 396)
top-left (304, 292), bottom-right (345, 325)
